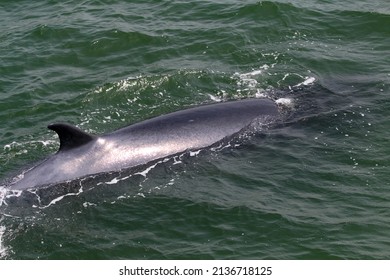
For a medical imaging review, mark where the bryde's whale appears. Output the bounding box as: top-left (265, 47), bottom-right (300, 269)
top-left (9, 98), bottom-right (279, 190)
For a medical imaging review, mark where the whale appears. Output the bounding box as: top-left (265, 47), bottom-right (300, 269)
top-left (8, 98), bottom-right (279, 190)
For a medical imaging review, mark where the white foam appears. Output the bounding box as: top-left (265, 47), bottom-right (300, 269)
top-left (0, 186), bottom-right (6, 207)
top-left (0, 223), bottom-right (7, 259)
top-left (39, 185), bottom-right (83, 209)
top-left (230, 65), bottom-right (276, 99)
top-left (135, 161), bottom-right (161, 177)
top-left (173, 156), bottom-right (182, 165)
top-left (208, 94), bottom-right (222, 102)
top-left (241, 69), bottom-right (262, 77)
top-left (97, 173), bottom-right (132, 186)
top-left (275, 98), bottom-right (294, 108)
top-left (82, 202), bottom-right (97, 208)
top-left (294, 76), bottom-right (316, 87)
top-left (98, 159), bottom-right (166, 186)
top-left (3, 140), bottom-right (56, 152)
top-left (0, 188), bottom-right (24, 208)
top-left (189, 150), bottom-right (201, 157)
top-left (3, 141), bottom-right (17, 151)
top-left (105, 177), bottom-right (120, 185)
top-left (239, 65), bottom-right (270, 77)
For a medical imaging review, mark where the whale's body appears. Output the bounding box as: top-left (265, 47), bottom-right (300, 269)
top-left (9, 98), bottom-right (279, 190)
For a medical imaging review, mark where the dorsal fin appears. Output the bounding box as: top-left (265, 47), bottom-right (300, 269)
top-left (48, 123), bottom-right (96, 152)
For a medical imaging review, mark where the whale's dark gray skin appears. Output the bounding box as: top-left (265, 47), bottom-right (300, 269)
top-left (9, 98), bottom-right (279, 190)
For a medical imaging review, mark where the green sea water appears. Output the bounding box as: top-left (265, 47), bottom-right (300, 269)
top-left (0, 0), bottom-right (389, 259)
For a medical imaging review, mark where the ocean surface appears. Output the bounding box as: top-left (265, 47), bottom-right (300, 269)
top-left (0, 0), bottom-right (389, 259)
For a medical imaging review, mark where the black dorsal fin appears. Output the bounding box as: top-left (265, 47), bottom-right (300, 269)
top-left (48, 123), bottom-right (96, 152)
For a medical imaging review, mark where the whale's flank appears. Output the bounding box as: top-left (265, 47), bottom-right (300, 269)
top-left (9, 98), bottom-right (279, 190)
